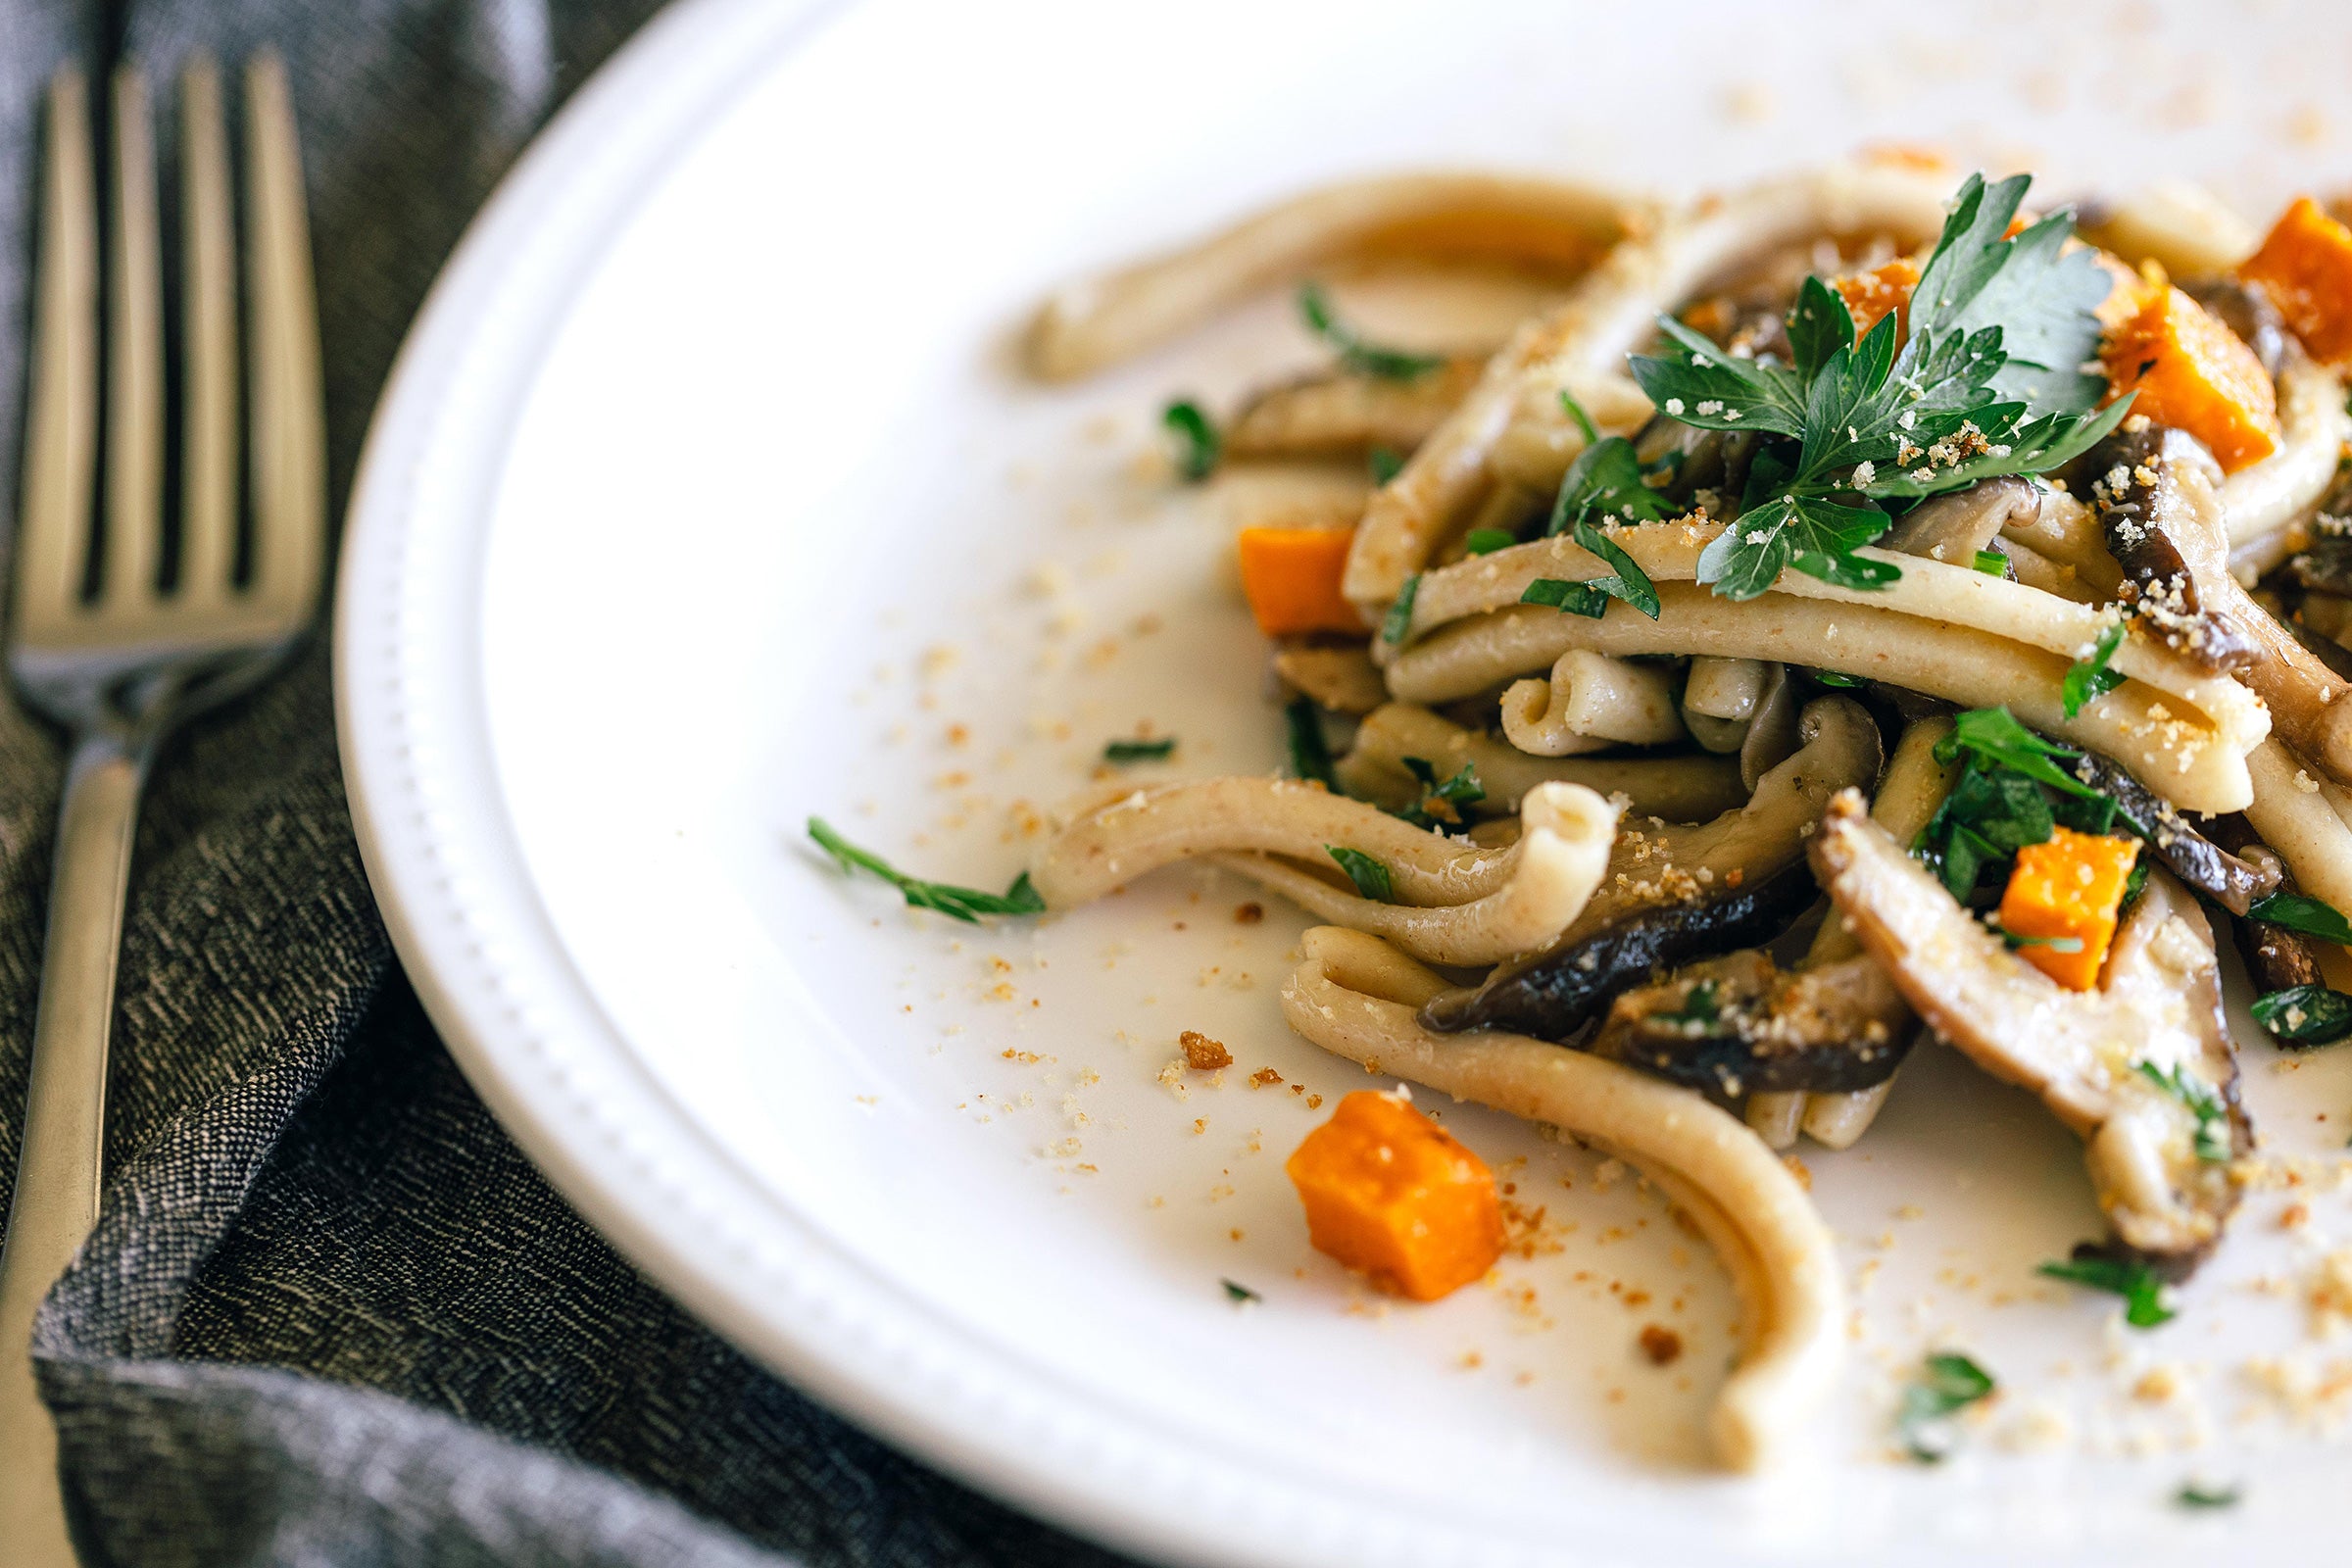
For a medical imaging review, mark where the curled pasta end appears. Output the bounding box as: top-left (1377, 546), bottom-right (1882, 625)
top-left (1279, 927), bottom-right (1844, 1471)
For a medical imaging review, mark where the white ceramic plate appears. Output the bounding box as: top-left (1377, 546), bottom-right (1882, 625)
top-left (337, 1), bottom-right (2352, 1561)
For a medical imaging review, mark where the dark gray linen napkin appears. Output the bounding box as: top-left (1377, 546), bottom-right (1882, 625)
top-left (0, 3), bottom-right (1130, 1564)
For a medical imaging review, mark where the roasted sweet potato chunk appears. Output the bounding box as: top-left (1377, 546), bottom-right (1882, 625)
top-left (1286, 1090), bottom-right (1503, 1299)
top-left (2100, 286), bottom-right (2280, 472)
top-left (1996, 826), bottom-right (2141, 991)
top-left (2239, 195), bottom-right (2352, 365)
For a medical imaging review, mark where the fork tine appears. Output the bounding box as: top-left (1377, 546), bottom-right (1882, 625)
top-left (103, 66), bottom-right (164, 607)
top-left (177, 55), bottom-right (236, 603)
top-left (13, 69), bottom-right (99, 637)
top-left (241, 52), bottom-right (322, 626)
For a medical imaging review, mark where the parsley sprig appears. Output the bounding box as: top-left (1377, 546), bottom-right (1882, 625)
top-left (2038, 1254), bottom-right (2175, 1328)
top-left (1898, 1351), bottom-right (1997, 1463)
top-left (1915, 709), bottom-right (2146, 901)
top-left (808, 818), bottom-right (1046, 922)
top-left (2247, 891), bottom-right (2352, 945)
top-left (1326, 846), bottom-right (1395, 902)
top-left (1392, 757), bottom-right (1483, 830)
top-left (1162, 399), bottom-right (1220, 480)
top-left (1655, 979), bottom-right (1725, 1036)
top-left (1628, 173), bottom-right (2130, 600)
top-left (2250, 984), bottom-right (2352, 1048)
top-left (2062, 616), bottom-right (2129, 719)
top-left (1298, 282), bottom-right (1445, 380)
top-left (2135, 1060), bottom-right (2232, 1162)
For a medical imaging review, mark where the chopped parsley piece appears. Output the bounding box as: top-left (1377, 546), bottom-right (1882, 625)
top-left (1809, 668), bottom-right (1864, 689)
top-left (1973, 549), bottom-right (2008, 575)
top-left (1557, 387), bottom-right (1601, 446)
top-left (1391, 757), bottom-right (1485, 829)
top-left (2175, 1481), bottom-right (2240, 1510)
top-left (2135, 1060), bottom-right (2232, 1162)
top-left (1298, 282), bottom-right (1444, 380)
top-left (2062, 617), bottom-right (2129, 719)
top-left (1285, 696), bottom-right (1337, 789)
top-left (1222, 1278), bottom-right (1263, 1304)
top-left (2247, 891), bottom-right (2352, 945)
top-left (1326, 846), bottom-right (1395, 902)
top-left (1382, 573), bottom-right (1420, 645)
top-left (1102, 736), bottom-right (1176, 762)
top-left (1655, 980), bottom-right (1723, 1035)
top-left (1915, 708), bottom-right (2150, 901)
top-left (1547, 429), bottom-right (1678, 535)
top-left (1522, 576), bottom-right (1610, 618)
top-left (807, 818), bottom-right (1046, 923)
top-left (1897, 1350), bottom-right (1997, 1463)
top-left (2250, 983), bottom-right (2352, 1048)
top-left (1369, 445), bottom-right (1404, 485)
top-left (2038, 1254), bottom-right (2175, 1328)
top-left (1935, 707), bottom-right (2104, 801)
top-left (1999, 927), bottom-right (2083, 954)
top-left (1629, 172), bottom-right (2130, 601)
top-left (1463, 527), bottom-right (1517, 556)
top-left (1519, 521), bottom-right (1662, 622)
top-left (1162, 399), bottom-right (1220, 480)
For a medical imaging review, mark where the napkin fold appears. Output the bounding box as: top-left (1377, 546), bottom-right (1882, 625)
top-left (0, 3), bottom-right (1126, 1563)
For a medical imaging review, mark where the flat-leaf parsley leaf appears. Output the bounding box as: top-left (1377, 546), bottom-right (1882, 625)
top-left (808, 818), bottom-right (1046, 922)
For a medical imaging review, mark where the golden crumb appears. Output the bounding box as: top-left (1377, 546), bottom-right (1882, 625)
top-left (1305, 1094), bottom-right (1324, 1109)
top-left (1235, 902), bottom-right (1264, 925)
top-left (1781, 1154), bottom-right (1812, 1191)
top-left (1249, 1068), bottom-right (1284, 1089)
top-left (1638, 1324), bottom-right (1684, 1366)
top-left (1180, 1031), bottom-right (1233, 1071)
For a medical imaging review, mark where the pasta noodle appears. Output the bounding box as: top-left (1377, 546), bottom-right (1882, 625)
top-left (1334, 702), bottom-right (1749, 821)
top-left (1385, 587), bottom-right (2260, 813)
top-left (1498, 650), bottom-right (1686, 754)
top-left (1204, 782), bottom-right (1618, 965)
top-left (1028, 173), bottom-right (1627, 380)
top-left (1281, 926), bottom-right (1843, 1471)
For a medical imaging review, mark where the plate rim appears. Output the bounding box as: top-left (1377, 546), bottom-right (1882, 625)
top-left (328, 4), bottom-right (1617, 1565)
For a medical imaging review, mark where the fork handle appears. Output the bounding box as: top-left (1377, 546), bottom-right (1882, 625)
top-left (0, 728), bottom-right (150, 1564)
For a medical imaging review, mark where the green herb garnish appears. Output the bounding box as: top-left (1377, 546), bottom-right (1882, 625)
top-left (1973, 549), bottom-right (2008, 575)
top-left (1392, 757), bottom-right (1484, 830)
top-left (2038, 1254), bottom-right (2175, 1327)
top-left (1546, 427), bottom-right (1678, 536)
top-left (807, 818), bottom-right (1046, 923)
top-left (2250, 984), bottom-right (2352, 1048)
top-left (1629, 172), bottom-right (2129, 601)
top-left (2175, 1482), bottom-right (2240, 1509)
top-left (1298, 282), bottom-right (1444, 380)
top-left (2000, 927), bottom-right (2083, 954)
top-left (1463, 528), bottom-right (1516, 556)
top-left (1382, 573), bottom-right (1420, 645)
top-left (1655, 979), bottom-right (1724, 1035)
top-left (1558, 387), bottom-right (1601, 446)
top-left (1810, 668), bottom-right (1864, 689)
top-left (1326, 846), bottom-right (1395, 902)
top-left (1369, 445), bottom-right (1404, 485)
top-left (1102, 736), bottom-right (1176, 763)
top-left (1162, 399), bottom-right (1220, 480)
top-left (1521, 577), bottom-right (1609, 618)
top-left (1222, 1278), bottom-right (1263, 1304)
top-left (2135, 1061), bottom-right (2232, 1163)
top-left (1935, 707), bottom-right (2103, 801)
top-left (2062, 617), bottom-right (2129, 719)
top-left (2247, 892), bottom-right (2352, 945)
top-left (1898, 1351), bottom-right (1997, 1463)
top-left (1285, 696), bottom-right (1336, 789)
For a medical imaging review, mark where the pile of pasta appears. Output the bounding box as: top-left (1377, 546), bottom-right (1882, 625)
top-left (1023, 157), bottom-right (2352, 1469)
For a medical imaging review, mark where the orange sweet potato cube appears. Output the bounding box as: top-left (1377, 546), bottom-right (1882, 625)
top-left (1833, 257), bottom-right (1920, 340)
top-left (2239, 195), bottom-right (2352, 365)
top-left (2100, 285), bottom-right (2280, 472)
top-left (1997, 827), bottom-right (2141, 992)
top-left (1236, 526), bottom-right (1364, 637)
top-left (1286, 1090), bottom-right (1504, 1300)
